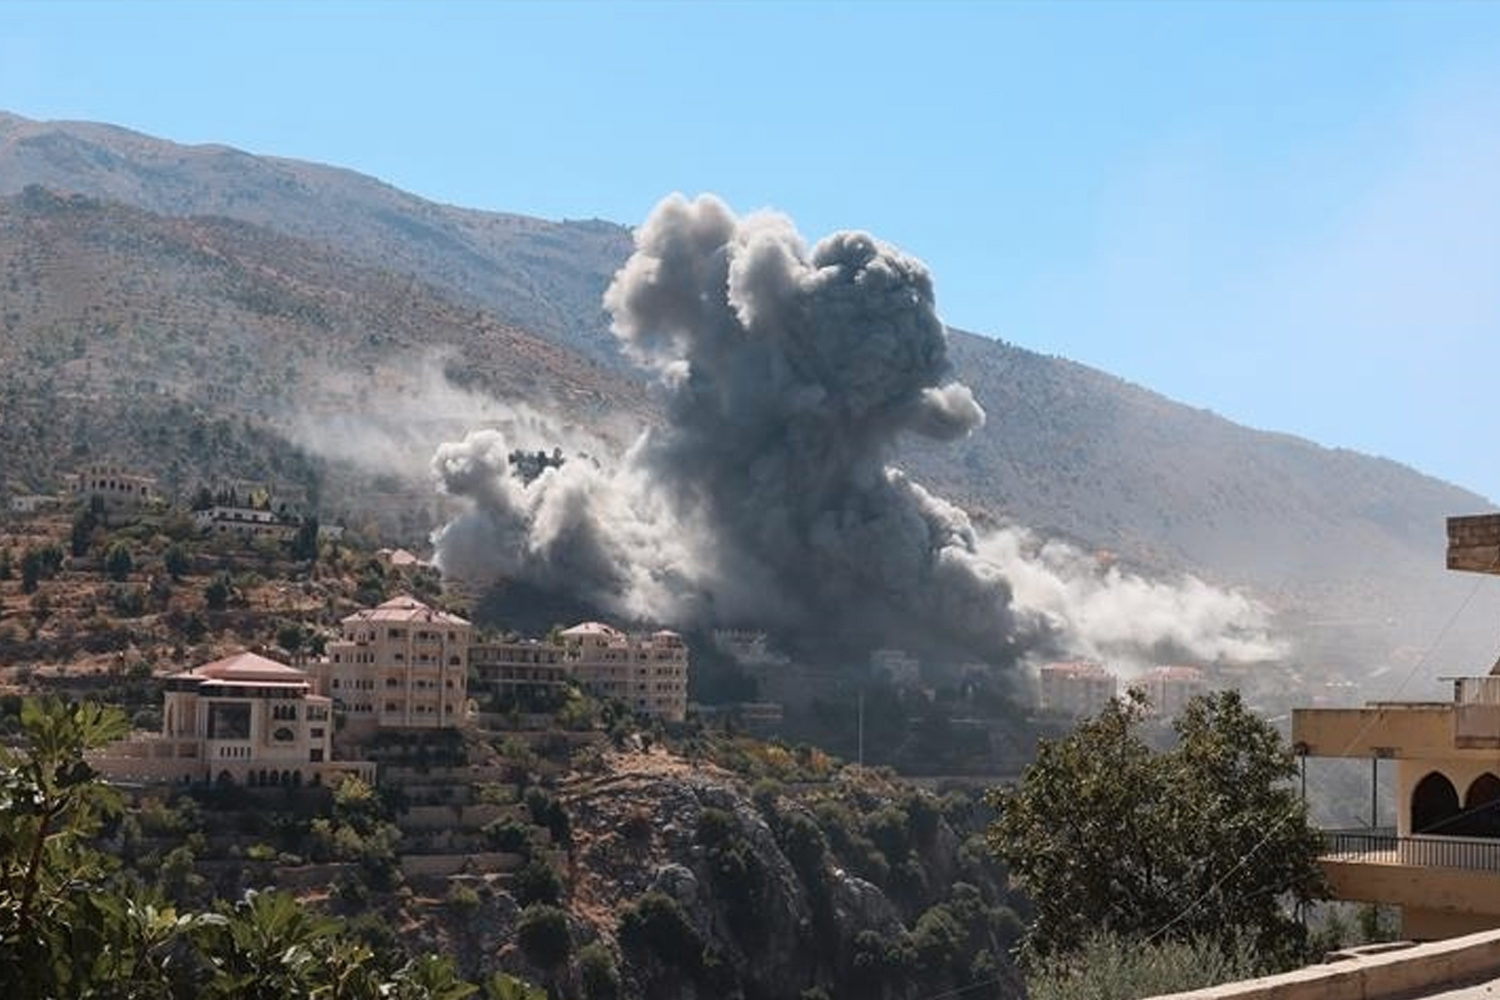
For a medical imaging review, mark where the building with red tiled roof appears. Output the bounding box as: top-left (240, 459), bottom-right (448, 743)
top-left (1038, 660), bottom-right (1118, 718)
top-left (313, 596), bottom-right (472, 733)
top-left (89, 651), bottom-right (374, 788)
top-left (1139, 665), bottom-right (1208, 718)
top-left (558, 621), bottom-right (688, 722)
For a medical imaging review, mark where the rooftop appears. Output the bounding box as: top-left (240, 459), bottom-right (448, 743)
top-left (343, 595), bottom-right (469, 627)
top-left (169, 651), bottom-right (309, 685)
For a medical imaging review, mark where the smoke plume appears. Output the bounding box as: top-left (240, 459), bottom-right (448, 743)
top-left (432, 194), bottom-right (1281, 670)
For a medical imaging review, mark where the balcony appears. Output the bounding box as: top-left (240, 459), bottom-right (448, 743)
top-left (1323, 828), bottom-right (1500, 872)
top-left (1319, 828), bottom-right (1500, 925)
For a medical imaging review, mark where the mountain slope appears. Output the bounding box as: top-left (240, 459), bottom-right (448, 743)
top-left (0, 186), bottom-right (649, 528)
top-left (0, 110), bottom-right (633, 366)
top-left (3, 109), bottom-right (1497, 684)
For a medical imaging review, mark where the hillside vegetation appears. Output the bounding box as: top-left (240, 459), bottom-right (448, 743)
top-left (2, 109), bottom-right (1497, 683)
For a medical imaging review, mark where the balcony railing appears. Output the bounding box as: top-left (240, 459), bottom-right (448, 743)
top-left (1322, 827), bottom-right (1500, 872)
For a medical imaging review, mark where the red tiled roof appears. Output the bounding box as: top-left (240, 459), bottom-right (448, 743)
top-left (341, 595), bottom-right (470, 627)
top-left (169, 651), bottom-right (309, 684)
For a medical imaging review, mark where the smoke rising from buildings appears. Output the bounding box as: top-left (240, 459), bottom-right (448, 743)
top-left (431, 194), bottom-right (1282, 670)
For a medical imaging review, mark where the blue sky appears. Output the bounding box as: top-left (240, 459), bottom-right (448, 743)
top-left (5, 1), bottom-right (1500, 500)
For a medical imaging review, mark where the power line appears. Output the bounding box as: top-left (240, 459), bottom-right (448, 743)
top-left (1142, 575), bottom-right (1486, 946)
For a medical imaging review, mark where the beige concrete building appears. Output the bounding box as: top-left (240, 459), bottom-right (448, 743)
top-left (1140, 664), bottom-right (1208, 717)
top-left (90, 651), bottom-right (374, 787)
top-left (469, 637), bottom-right (570, 707)
top-left (1039, 660), bottom-right (1117, 718)
top-left (1294, 514), bottom-right (1500, 940)
top-left (70, 463), bottom-right (157, 510)
top-left (559, 622), bottom-right (689, 722)
top-left (194, 504), bottom-right (299, 541)
top-left (314, 596), bottom-right (471, 732)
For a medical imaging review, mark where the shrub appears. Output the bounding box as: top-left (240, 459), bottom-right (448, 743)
top-left (1027, 931), bottom-right (1265, 1000)
top-left (516, 904), bottom-right (572, 970)
top-left (618, 892), bottom-right (702, 972)
top-left (576, 940), bottom-right (620, 1000)
top-left (104, 541), bottom-right (135, 581)
top-left (446, 881), bottom-right (482, 912)
top-left (513, 858), bottom-right (564, 907)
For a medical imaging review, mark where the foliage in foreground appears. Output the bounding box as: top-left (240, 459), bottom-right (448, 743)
top-left (987, 689), bottom-right (1326, 967)
top-left (0, 697), bottom-right (547, 1000)
top-left (1027, 930), bottom-right (1268, 1000)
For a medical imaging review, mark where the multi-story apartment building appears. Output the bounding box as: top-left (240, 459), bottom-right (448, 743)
top-left (559, 622), bottom-right (689, 722)
top-left (1139, 665), bottom-right (1208, 717)
top-left (469, 637), bottom-right (570, 707)
top-left (314, 596), bottom-right (471, 732)
top-left (89, 651), bottom-right (374, 787)
top-left (1294, 513), bottom-right (1500, 940)
top-left (1038, 660), bottom-right (1118, 718)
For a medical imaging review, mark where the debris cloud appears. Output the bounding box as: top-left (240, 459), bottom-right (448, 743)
top-left (432, 194), bottom-right (1281, 671)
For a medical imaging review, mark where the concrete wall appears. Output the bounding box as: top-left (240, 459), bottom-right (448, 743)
top-left (1324, 858), bottom-right (1500, 930)
top-left (1150, 927), bottom-right (1500, 999)
top-left (399, 852), bottom-right (524, 878)
top-left (399, 803), bottom-right (513, 831)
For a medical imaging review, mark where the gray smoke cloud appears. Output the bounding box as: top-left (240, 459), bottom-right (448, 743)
top-left (431, 194), bottom-right (1282, 669)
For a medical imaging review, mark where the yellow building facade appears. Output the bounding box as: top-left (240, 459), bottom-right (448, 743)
top-left (1294, 514), bottom-right (1500, 940)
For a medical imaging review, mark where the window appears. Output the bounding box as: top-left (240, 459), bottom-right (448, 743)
top-left (272, 726), bottom-right (295, 743)
top-left (311, 727), bottom-right (325, 738)
top-left (310, 748), bottom-right (324, 762)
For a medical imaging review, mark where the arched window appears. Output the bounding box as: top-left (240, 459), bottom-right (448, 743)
top-left (1412, 771), bottom-right (1461, 834)
top-left (1460, 773), bottom-right (1500, 838)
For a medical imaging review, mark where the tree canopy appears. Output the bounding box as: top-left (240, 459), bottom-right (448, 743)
top-left (986, 689), bottom-right (1325, 965)
top-left (0, 697), bottom-right (547, 1000)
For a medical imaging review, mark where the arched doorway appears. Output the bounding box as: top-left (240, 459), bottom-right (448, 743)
top-left (217, 770), bottom-right (235, 787)
top-left (1460, 773), bottom-right (1500, 838)
top-left (1412, 771), bottom-right (1460, 834)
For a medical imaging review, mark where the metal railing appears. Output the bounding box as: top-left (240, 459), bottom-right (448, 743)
top-left (1321, 827), bottom-right (1500, 872)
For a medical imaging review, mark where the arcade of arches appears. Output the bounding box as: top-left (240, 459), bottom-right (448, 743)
top-left (1412, 770), bottom-right (1500, 837)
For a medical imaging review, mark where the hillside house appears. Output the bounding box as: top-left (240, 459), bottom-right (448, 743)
top-left (559, 622), bottom-right (689, 723)
top-left (469, 637), bottom-right (570, 708)
top-left (1140, 664), bottom-right (1208, 717)
top-left (1293, 513), bottom-right (1500, 940)
top-left (193, 504), bottom-right (299, 541)
top-left (69, 463), bottom-right (157, 510)
top-left (1038, 660), bottom-right (1117, 718)
top-left (90, 651), bottom-right (374, 788)
top-left (313, 596), bottom-right (472, 733)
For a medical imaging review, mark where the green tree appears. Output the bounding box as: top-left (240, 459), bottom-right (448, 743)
top-left (515, 903), bottom-right (572, 971)
top-left (19, 548), bottom-right (40, 594)
top-left (204, 572), bottom-right (232, 612)
top-left (290, 517), bottom-right (320, 562)
top-left (986, 690), bottom-right (1324, 966)
top-left (70, 505), bottom-right (99, 557)
top-left (163, 543), bottom-right (190, 581)
top-left (104, 541), bottom-right (135, 581)
top-left (0, 698), bottom-right (130, 998)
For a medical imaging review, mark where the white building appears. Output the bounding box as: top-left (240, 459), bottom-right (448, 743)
top-left (90, 651), bottom-right (374, 787)
top-left (314, 596), bottom-right (472, 732)
top-left (194, 505), bottom-right (299, 541)
top-left (559, 622), bottom-right (689, 723)
top-left (1038, 660), bottom-right (1118, 718)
